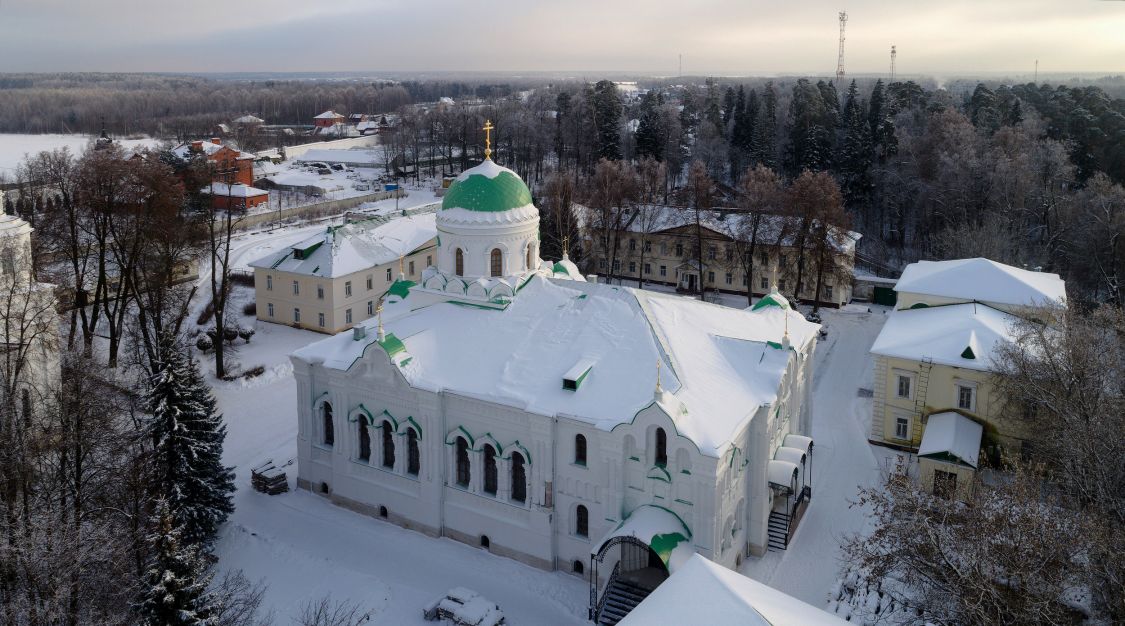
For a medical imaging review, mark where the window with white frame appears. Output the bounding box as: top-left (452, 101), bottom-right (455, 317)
top-left (956, 381), bottom-right (977, 411)
top-left (895, 416), bottom-right (910, 439)
top-left (317, 284), bottom-right (324, 300)
top-left (366, 275), bottom-right (373, 290)
top-left (896, 373), bottom-right (914, 399)
top-left (386, 268), bottom-right (392, 281)
top-left (659, 265), bottom-right (667, 277)
top-left (345, 281), bottom-right (352, 297)
top-left (367, 300), bottom-right (373, 315)
top-left (725, 272), bottom-right (733, 285)
top-left (644, 263), bottom-right (651, 274)
top-left (628, 261), bottom-right (636, 273)
top-left (825, 285), bottom-right (833, 299)
top-left (293, 308), bottom-right (301, 323)
top-left (318, 312), bottom-right (325, 327)
top-left (345, 309), bottom-right (352, 324)
top-left (292, 280), bottom-right (300, 295)
top-left (760, 276), bottom-right (769, 290)
top-left (266, 275), bottom-right (273, 290)
top-left (267, 302), bottom-right (274, 317)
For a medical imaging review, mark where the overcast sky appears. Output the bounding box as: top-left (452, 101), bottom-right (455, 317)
top-left (1, 0), bottom-right (1123, 76)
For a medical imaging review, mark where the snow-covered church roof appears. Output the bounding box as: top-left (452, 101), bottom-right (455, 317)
top-left (895, 258), bottom-right (1066, 307)
top-left (249, 212), bottom-right (437, 278)
top-left (291, 275), bottom-right (817, 457)
top-left (441, 159), bottom-right (533, 214)
top-left (619, 554), bottom-right (846, 625)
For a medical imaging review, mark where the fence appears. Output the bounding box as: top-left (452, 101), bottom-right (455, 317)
top-left (233, 189), bottom-right (404, 231)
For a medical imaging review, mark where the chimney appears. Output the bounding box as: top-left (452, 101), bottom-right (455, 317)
top-left (211, 137), bottom-right (221, 145)
top-left (191, 140), bottom-right (204, 152)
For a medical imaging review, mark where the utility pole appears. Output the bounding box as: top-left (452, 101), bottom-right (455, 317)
top-left (890, 45), bottom-right (897, 82)
top-left (836, 11), bottom-right (848, 85)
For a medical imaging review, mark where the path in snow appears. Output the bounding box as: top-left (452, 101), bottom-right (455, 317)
top-left (739, 304), bottom-right (893, 607)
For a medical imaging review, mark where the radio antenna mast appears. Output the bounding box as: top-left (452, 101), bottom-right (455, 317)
top-left (836, 11), bottom-right (848, 85)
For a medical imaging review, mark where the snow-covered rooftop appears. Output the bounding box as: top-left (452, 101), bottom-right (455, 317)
top-left (870, 302), bottom-right (1020, 371)
top-left (895, 258), bottom-right (1066, 307)
top-left (200, 183), bottom-right (269, 198)
top-left (619, 554), bottom-right (846, 625)
top-left (314, 110), bottom-right (344, 119)
top-left (918, 411), bottom-right (983, 469)
top-left (249, 212), bottom-right (437, 278)
top-left (233, 114), bottom-right (265, 124)
top-left (170, 140), bottom-right (253, 161)
top-left (292, 276), bottom-right (818, 457)
top-left (295, 149), bottom-right (381, 166)
top-left (583, 204), bottom-right (861, 253)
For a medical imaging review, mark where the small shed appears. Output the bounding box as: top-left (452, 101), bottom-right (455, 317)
top-left (918, 411), bottom-right (983, 499)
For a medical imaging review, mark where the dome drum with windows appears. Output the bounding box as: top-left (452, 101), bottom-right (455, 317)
top-left (436, 124), bottom-right (541, 281)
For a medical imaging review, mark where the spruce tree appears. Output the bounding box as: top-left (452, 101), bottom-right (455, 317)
top-left (634, 91), bottom-right (665, 162)
top-left (147, 334), bottom-right (235, 547)
top-left (839, 80), bottom-right (873, 206)
top-left (134, 502), bottom-right (217, 626)
top-left (587, 80), bottom-right (623, 161)
top-left (749, 84), bottom-right (776, 168)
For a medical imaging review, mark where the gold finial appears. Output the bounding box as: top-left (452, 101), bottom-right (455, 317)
top-left (376, 302), bottom-right (385, 341)
top-left (399, 255), bottom-right (405, 280)
top-left (482, 119), bottom-right (494, 160)
top-left (656, 358), bottom-right (663, 393)
top-left (770, 264), bottom-right (778, 293)
top-left (562, 235), bottom-right (570, 260)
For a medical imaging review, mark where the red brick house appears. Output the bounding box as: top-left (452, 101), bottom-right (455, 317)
top-left (202, 182), bottom-right (270, 212)
top-left (172, 138), bottom-right (255, 186)
top-left (313, 110), bottom-right (346, 128)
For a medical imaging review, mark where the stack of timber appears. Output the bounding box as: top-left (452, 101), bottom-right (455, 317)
top-left (250, 459), bottom-right (290, 495)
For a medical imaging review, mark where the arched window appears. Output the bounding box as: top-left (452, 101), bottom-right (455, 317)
top-left (480, 535), bottom-right (490, 549)
top-left (381, 420), bottom-right (395, 469)
top-left (574, 434), bottom-right (587, 466)
top-left (655, 427), bottom-right (667, 467)
top-left (483, 444), bottom-right (498, 495)
top-left (576, 504), bottom-right (589, 537)
top-left (573, 560), bottom-right (584, 574)
top-left (357, 419), bottom-right (371, 462)
top-left (490, 248), bottom-right (502, 277)
top-left (526, 245), bottom-right (533, 269)
top-left (510, 451), bottom-right (526, 503)
top-left (407, 428), bottom-right (420, 476)
top-left (455, 248), bottom-right (464, 275)
top-left (322, 402), bottom-right (334, 447)
top-left (455, 437), bottom-right (470, 487)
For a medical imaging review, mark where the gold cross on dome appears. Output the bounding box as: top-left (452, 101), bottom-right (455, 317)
top-left (483, 119), bottom-right (494, 160)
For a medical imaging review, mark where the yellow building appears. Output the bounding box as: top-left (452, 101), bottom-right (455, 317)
top-left (249, 211), bottom-right (437, 334)
top-left (582, 206), bottom-right (859, 308)
top-left (868, 258), bottom-right (1067, 495)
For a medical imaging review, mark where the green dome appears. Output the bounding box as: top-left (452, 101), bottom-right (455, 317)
top-left (442, 159), bottom-right (533, 213)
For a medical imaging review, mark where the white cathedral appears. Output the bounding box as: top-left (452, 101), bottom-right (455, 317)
top-left (290, 137), bottom-right (819, 623)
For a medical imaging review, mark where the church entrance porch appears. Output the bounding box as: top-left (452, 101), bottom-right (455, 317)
top-left (588, 505), bottom-right (693, 625)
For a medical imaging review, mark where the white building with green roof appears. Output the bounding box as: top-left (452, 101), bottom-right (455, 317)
top-left (288, 156), bottom-right (820, 625)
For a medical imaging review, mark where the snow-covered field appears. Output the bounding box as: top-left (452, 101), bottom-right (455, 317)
top-left (202, 231), bottom-right (892, 621)
top-left (0, 132), bottom-right (162, 176)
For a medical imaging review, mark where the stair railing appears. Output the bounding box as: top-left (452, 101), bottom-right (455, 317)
top-left (594, 562), bottom-right (622, 624)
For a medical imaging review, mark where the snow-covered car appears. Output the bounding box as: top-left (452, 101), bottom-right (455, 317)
top-left (423, 587), bottom-right (505, 626)
top-left (354, 183), bottom-right (371, 191)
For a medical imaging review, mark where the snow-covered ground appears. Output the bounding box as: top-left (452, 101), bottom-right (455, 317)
top-left (739, 303), bottom-right (898, 611)
top-left (0, 132), bottom-right (162, 176)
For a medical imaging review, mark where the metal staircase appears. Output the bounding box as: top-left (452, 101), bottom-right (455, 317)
top-left (767, 510), bottom-right (791, 551)
top-left (596, 578), bottom-right (652, 625)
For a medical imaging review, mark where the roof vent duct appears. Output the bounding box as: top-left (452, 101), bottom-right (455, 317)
top-left (562, 358), bottom-right (595, 391)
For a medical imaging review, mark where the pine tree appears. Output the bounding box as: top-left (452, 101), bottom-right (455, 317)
top-left (147, 334), bottom-right (235, 547)
top-left (634, 91), bottom-right (665, 162)
top-left (749, 84), bottom-right (776, 168)
top-left (134, 502), bottom-right (217, 626)
top-left (587, 80), bottom-right (623, 161)
top-left (839, 80), bottom-right (873, 205)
